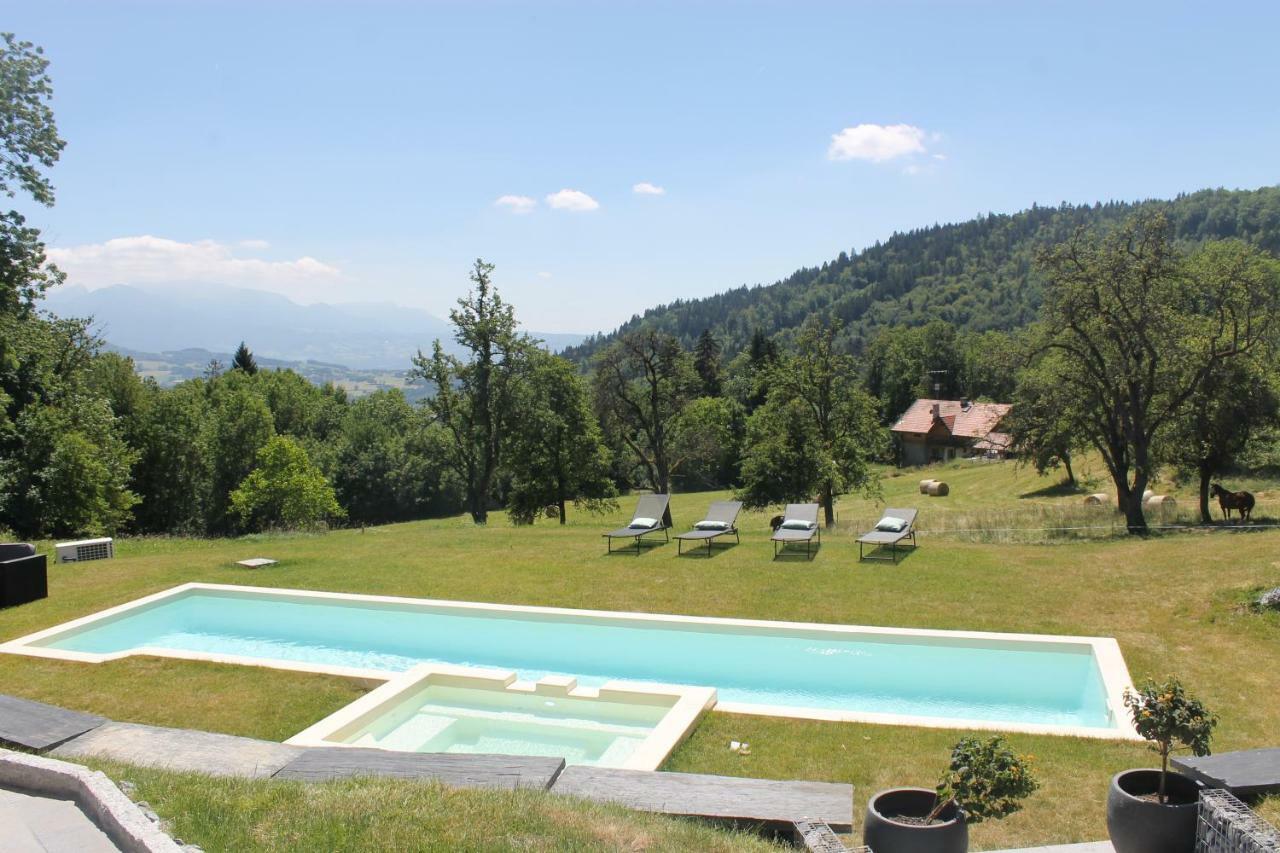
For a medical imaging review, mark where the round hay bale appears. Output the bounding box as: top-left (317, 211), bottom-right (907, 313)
top-left (1145, 495), bottom-right (1175, 509)
top-left (1142, 489), bottom-right (1155, 502)
top-left (919, 478), bottom-right (937, 494)
top-left (926, 480), bottom-right (949, 497)
top-left (1084, 493), bottom-right (1109, 506)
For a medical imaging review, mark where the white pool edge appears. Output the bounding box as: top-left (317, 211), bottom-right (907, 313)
top-left (0, 582), bottom-right (1141, 741)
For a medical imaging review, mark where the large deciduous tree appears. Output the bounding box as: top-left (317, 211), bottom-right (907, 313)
top-left (412, 260), bottom-right (533, 524)
top-left (592, 329), bottom-right (698, 495)
top-left (738, 316), bottom-right (885, 527)
top-left (505, 349), bottom-right (616, 524)
top-left (1036, 216), bottom-right (1280, 532)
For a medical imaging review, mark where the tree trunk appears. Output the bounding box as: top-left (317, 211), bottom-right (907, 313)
top-left (822, 482), bottom-right (835, 529)
top-left (557, 498), bottom-right (566, 526)
top-left (1124, 473), bottom-right (1149, 535)
top-left (1198, 462), bottom-right (1214, 525)
top-left (1063, 451), bottom-right (1076, 487)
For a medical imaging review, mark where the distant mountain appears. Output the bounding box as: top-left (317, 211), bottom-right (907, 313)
top-left (43, 283), bottom-right (587, 370)
top-left (109, 344), bottom-right (430, 400)
top-left (564, 186), bottom-right (1280, 362)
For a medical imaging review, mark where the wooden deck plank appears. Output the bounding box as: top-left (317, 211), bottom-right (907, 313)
top-left (0, 694), bottom-right (106, 752)
top-left (1174, 748), bottom-right (1280, 797)
top-left (51, 722), bottom-right (302, 779)
top-left (550, 766), bottom-right (853, 831)
top-left (272, 747), bottom-right (564, 790)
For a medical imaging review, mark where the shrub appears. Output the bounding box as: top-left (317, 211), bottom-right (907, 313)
top-left (1123, 677), bottom-right (1217, 804)
top-left (928, 735), bottom-right (1038, 823)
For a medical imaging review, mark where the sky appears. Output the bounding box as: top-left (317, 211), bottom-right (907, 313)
top-left (9, 0), bottom-right (1280, 333)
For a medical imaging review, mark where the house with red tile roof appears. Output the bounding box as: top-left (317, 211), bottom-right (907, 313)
top-left (889, 398), bottom-right (1013, 466)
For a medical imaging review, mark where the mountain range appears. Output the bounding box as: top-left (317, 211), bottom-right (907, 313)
top-left (43, 283), bottom-right (587, 371)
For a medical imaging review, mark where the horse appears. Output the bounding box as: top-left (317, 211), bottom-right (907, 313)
top-left (1210, 483), bottom-right (1255, 522)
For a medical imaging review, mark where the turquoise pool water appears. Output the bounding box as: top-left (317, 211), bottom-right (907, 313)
top-left (36, 588), bottom-right (1116, 729)
top-left (338, 683), bottom-right (671, 767)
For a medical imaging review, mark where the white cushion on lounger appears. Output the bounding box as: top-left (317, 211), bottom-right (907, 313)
top-left (629, 517), bottom-right (659, 529)
top-left (875, 516), bottom-right (908, 532)
top-left (694, 520), bottom-right (730, 531)
top-left (780, 519), bottom-right (816, 531)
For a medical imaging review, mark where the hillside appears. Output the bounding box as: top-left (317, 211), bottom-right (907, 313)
top-left (564, 186), bottom-right (1280, 361)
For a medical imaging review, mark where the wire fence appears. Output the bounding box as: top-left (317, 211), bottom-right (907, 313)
top-left (1197, 789), bottom-right (1280, 853)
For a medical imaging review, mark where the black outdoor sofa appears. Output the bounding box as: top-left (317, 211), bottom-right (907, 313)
top-left (1, 543), bottom-right (47, 608)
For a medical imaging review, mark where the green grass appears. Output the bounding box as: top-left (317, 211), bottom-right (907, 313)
top-left (2, 459), bottom-right (1279, 849)
top-left (81, 759), bottom-right (780, 852)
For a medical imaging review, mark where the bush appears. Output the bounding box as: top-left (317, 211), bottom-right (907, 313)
top-left (1123, 677), bottom-right (1217, 804)
top-left (230, 436), bottom-right (344, 532)
top-left (929, 735), bottom-right (1038, 824)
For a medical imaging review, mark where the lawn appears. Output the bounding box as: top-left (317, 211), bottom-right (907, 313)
top-left (2, 459), bottom-right (1278, 850)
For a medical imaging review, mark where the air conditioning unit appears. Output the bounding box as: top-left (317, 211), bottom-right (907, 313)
top-left (54, 537), bottom-right (115, 563)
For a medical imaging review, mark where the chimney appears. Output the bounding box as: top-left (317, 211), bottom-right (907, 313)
top-left (961, 398), bottom-right (971, 411)
top-left (931, 402), bottom-right (941, 419)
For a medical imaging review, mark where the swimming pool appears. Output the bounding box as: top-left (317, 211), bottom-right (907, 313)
top-left (1, 583), bottom-right (1138, 738)
top-left (285, 664), bottom-right (716, 770)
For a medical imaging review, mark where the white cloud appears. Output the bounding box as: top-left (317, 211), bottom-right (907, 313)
top-left (537, 271), bottom-right (553, 279)
top-left (47, 235), bottom-right (343, 301)
top-left (827, 123), bottom-right (928, 162)
top-left (239, 238), bottom-right (271, 250)
top-left (545, 188), bottom-right (600, 212)
top-left (632, 182), bottom-right (665, 196)
top-left (932, 153), bottom-right (948, 161)
top-left (494, 194), bottom-right (537, 214)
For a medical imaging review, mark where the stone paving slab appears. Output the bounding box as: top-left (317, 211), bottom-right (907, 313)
top-left (273, 747), bottom-right (564, 790)
top-left (0, 785), bottom-right (122, 852)
top-left (551, 765), bottom-right (854, 831)
top-left (51, 722), bottom-right (303, 779)
top-left (993, 843), bottom-right (1114, 853)
top-left (0, 693), bottom-right (107, 751)
top-left (1175, 748), bottom-right (1280, 797)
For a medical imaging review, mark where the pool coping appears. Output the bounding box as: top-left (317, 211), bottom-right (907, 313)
top-left (283, 662), bottom-right (717, 771)
top-left (0, 582), bottom-right (1141, 741)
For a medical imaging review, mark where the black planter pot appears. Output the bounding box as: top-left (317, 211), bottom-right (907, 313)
top-left (1106, 768), bottom-right (1201, 853)
top-left (863, 787), bottom-right (968, 853)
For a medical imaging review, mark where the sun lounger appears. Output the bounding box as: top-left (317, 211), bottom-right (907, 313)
top-left (857, 508), bottom-right (918, 562)
top-left (603, 494), bottom-right (673, 555)
top-left (770, 503), bottom-right (821, 559)
top-left (674, 501), bottom-right (743, 555)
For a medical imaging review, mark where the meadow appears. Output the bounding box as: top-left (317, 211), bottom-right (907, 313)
top-left (2, 458), bottom-right (1278, 850)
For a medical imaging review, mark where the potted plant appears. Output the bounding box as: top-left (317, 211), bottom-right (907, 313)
top-left (1107, 676), bottom-right (1217, 853)
top-left (863, 735), bottom-right (1038, 853)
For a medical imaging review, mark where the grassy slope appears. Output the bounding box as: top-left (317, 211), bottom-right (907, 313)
top-left (81, 759), bottom-right (778, 853)
top-left (1, 459), bottom-right (1278, 849)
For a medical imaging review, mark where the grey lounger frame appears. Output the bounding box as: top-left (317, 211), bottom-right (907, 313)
top-left (674, 501), bottom-right (743, 555)
top-left (771, 503), bottom-right (821, 559)
top-left (603, 494), bottom-right (673, 555)
top-left (857, 508), bottom-right (918, 562)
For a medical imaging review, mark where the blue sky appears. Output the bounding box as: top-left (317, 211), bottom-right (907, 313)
top-left (11, 0), bottom-right (1280, 333)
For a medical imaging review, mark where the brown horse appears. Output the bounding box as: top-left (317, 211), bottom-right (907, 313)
top-left (1210, 483), bottom-right (1255, 522)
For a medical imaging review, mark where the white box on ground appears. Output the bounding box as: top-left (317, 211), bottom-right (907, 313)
top-left (236, 558), bottom-right (278, 569)
top-left (54, 538), bottom-right (114, 563)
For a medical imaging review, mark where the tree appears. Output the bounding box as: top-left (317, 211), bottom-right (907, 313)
top-left (231, 341), bottom-right (258, 375)
top-left (1170, 359), bottom-right (1280, 523)
top-left (0, 33), bottom-right (65, 318)
top-left (332, 389), bottom-right (460, 525)
top-left (592, 329), bottom-right (698, 494)
top-left (738, 316), bottom-right (885, 527)
top-left (668, 395), bottom-right (743, 491)
top-left (505, 350), bottom-right (616, 524)
top-left (204, 379), bottom-right (275, 533)
top-left (130, 380), bottom-right (211, 533)
top-left (411, 260), bottom-right (533, 524)
top-left (229, 435), bottom-right (343, 531)
top-left (1008, 359), bottom-right (1088, 486)
top-left (692, 328), bottom-right (723, 397)
top-left (1036, 216), bottom-right (1280, 532)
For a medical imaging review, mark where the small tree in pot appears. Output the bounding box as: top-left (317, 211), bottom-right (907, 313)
top-left (1107, 677), bottom-right (1217, 853)
top-left (864, 736), bottom-right (1038, 853)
